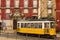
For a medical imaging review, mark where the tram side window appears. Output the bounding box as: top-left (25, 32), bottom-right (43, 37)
top-left (39, 23), bottom-right (42, 28)
top-left (44, 23), bottom-right (49, 28)
top-left (27, 23), bottom-right (31, 28)
top-left (35, 23), bottom-right (42, 28)
top-left (21, 23), bottom-right (26, 28)
top-left (35, 23), bottom-right (39, 28)
top-left (50, 22), bottom-right (55, 28)
top-left (31, 23), bottom-right (35, 28)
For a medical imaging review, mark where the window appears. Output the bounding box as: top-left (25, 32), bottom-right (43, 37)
top-left (0, 15), bottom-right (1, 20)
top-left (31, 23), bottom-right (35, 28)
top-left (48, 1), bottom-right (52, 8)
top-left (33, 9), bottom-right (37, 13)
top-left (17, 23), bottom-right (21, 28)
top-left (0, 0), bottom-right (1, 8)
top-left (6, 9), bottom-right (10, 13)
top-left (0, 9), bottom-right (1, 13)
top-left (35, 23), bottom-right (39, 28)
top-left (48, 9), bottom-right (52, 13)
top-left (24, 9), bottom-right (28, 13)
top-left (44, 23), bottom-right (49, 28)
top-left (50, 22), bottom-right (55, 28)
top-left (6, 0), bottom-right (10, 8)
top-left (33, 0), bottom-right (37, 7)
top-left (24, 0), bottom-right (28, 8)
top-left (21, 23), bottom-right (28, 28)
top-left (39, 23), bottom-right (42, 28)
top-left (15, 0), bottom-right (19, 8)
top-left (21, 23), bottom-right (42, 28)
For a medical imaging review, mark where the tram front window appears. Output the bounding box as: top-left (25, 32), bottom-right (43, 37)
top-left (50, 22), bottom-right (55, 28)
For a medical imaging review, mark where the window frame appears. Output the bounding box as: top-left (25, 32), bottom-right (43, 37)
top-left (6, 9), bottom-right (10, 13)
top-left (48, 9), bottom-right (52, 14)
top-left (15, 0), bottom-right (19, 8)
top-left (24, 0), bottom-right (28, 8)
top-left (33, 0), bottom-right (37, 8)
top-left (48, 0), bottom-right (52, 8)
top-left (6, 0), bottom-right (10, 8)
top-left (33, 9), bottom-right (37, 13)
top-left (24, 9), bottom-right (28, 13)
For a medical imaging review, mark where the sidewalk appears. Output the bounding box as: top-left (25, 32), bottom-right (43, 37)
top-left (0, 30), bottom-right (18, 40)
top-left (0, 29), bottom-right (16, 33)
top-left (57, 33), bottom-right (60, 37)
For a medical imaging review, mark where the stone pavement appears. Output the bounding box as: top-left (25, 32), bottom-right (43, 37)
top-left (0, 30), bottom-right (60, 40)
top-left (0, 37), bottom-right (17, 40)
top-left (0, 30), bottom-right (18, 40)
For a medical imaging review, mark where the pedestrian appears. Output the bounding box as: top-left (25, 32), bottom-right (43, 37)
top-left (1, 21), bottom-right (6, 32)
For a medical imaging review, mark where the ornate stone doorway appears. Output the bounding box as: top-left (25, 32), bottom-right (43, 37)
top-left (10, 9), bottom-right (23, 30)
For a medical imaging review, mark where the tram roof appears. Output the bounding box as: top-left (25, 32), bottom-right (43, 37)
top-left (17, 20), bottom-right (55, 23)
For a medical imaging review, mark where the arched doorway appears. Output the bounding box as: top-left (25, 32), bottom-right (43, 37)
top-left (10, 9), bottom-right (23, 30)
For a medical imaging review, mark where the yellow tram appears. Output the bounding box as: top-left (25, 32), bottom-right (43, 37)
top-left (17, 20), bottom-right (56, 38)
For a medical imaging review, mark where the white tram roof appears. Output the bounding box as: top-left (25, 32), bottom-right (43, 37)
top-left (17, 21), bottom-right (55, 23)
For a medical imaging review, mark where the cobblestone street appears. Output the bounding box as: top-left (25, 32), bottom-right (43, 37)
top-left (0, 30), bottom-right (60, 40)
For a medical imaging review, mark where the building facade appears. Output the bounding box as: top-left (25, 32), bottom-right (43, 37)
top-left (0, 0), bottom-right (39, 20)
top-left (0, 0), bottom-right (56, 30)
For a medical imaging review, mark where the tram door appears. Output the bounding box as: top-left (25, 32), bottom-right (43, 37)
top-left (13, 19), bottom-right (17, 30)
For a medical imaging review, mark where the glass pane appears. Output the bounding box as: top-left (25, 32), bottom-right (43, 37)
top-left (31, 23), bottom-right (35, 28)
top-left (39, 23), bottom-right (42, 28)
top-left (50, 22), bottom-right (55, 28)
top-left (6, 0), bottom-right (10, 8)
top-left (24, 9), bottom-right (28, 13)
top-left (44, 23), bottom-right (49, 28)
top-left (48, 1), bottom-right (52, 8)
top-left (33, 0), bottom-right (37, 7)
top-left (15, 0), bottom-right (19, 8)
top-left (6, 9), bottom-right (10, 13)
top-left (27, 23), bottom-right (31, 28)
top-left (33, 9), bottom-right (37, 13)
top-left (24, 0), bottom-right (28, 8)
top-left (21, 23), bottom-right (23, 28)
top-left (35, 23), bottom-right (39, 28)
top-left (48, 9), bottom-right (52, 13)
